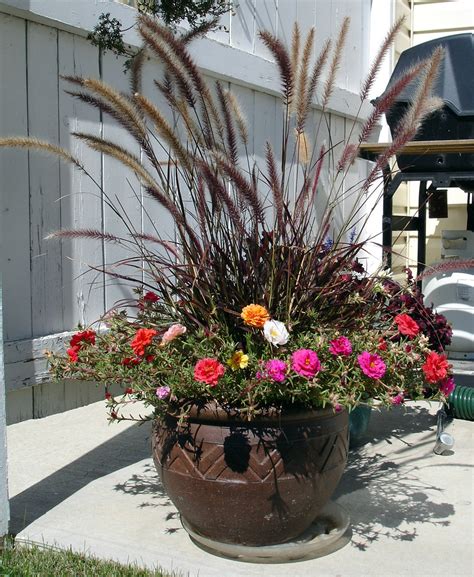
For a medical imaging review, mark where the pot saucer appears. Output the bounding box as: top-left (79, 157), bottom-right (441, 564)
top-left (181, 501), bottom-right (350, 563)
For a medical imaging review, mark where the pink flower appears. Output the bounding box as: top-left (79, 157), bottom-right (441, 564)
top-left (440, 377), bottom-right (455, 397)
top-left (194, 358), bottom-right (225, 386)
top-left (329, 336), bottom-right (352, 357)
top-left (265, 359), bottom-right (287, 382)
top-left (160, 324), bottom-right (187, 346)
top-left (291, 349), bottom-right (321, 378)
top-left (357, 351), bottom-right (386, 379)
top-left (156, 385), bottom-right (171, 399)
top-left (391, 393), bottom-right (404, 405)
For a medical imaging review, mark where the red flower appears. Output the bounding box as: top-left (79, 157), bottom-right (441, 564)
top-left (122, 357), bottom-right (141, 366)
top-left (394, 314), bottom-right (420, 338)
top-left (145, 354), bottom-right (155, 363)
top-left (377, 338), bottom-right (388, 351)
top-left (422, 352), bottom-right (450, 384)
top-left (124, 387), bottom-right (134, 395)
top-left (68, 329), bottom-right (96, 362)
top-left (70, 330), bottom-right (96, 348)
top-left (194, 358), bottom-right (225, 386)
top-left (105, 392), bottom-right (112, 400)
top-left (144, 291), bottom-right (159, 303)
top-left (67, 347), bottom-right (79, 363)
top-left (130, 328), bottom-right (157, 356)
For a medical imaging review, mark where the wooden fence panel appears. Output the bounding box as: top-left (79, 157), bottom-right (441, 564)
top-left (101, 52), bottom-right (142, 313)
top-left (27, 21), bottom-right (63, 337)
top-left (58, 31), bottom-right (105, 330)
top-left (0, 13), bottom-right (31, 341)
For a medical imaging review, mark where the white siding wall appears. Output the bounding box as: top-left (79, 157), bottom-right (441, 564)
top-left (0, 0), bottom-right (373, 422)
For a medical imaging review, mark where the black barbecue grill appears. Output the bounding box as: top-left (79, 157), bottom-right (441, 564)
top-left (382, 33), bottom-right (474, 181)
top-left (366, 33), bottom-right (474, 276)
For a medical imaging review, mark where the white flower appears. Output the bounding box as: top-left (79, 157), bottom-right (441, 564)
top-left (263, 319), bottom-right (289, 346)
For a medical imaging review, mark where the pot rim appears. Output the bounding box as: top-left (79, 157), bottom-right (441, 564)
top-left (163, 401), bottom-right (346, 425)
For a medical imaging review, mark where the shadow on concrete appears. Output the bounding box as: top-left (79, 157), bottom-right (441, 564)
top-left (113, 461), bottom-right (181, 534)
top-left (9, 422), bottom-right (151, 535)
top-left (334, 405), bottom-right (456, 550)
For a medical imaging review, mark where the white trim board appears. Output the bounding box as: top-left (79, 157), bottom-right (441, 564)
top-left (4, 332), bottom-right (73, 392)
top-left (0, 0), bottom-right (373, 122)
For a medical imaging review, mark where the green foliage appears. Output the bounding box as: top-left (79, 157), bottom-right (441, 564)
top-left (88, 1), bottom-right (233, 68)
top-left (0, 539), bottom-right (180, 577)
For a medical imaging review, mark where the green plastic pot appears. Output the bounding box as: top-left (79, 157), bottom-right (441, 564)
top-left (349, 405), bottom-right (372, 447)
top-left (449, 385), bottom-right (474, 421)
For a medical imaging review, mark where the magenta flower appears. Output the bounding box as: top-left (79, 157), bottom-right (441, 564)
top-left (292, 349), bottom-right (321, 378)
top-left (329, 336), bottom-right (352, 357)
top-left (390, 393), bottom-right (404, 405)
top-left (439, 377), bottom-right (455, 397)
top-left (357, 351), bottom-right (386, 379)
top-left (265, 359), bottom-right (287, 382)
top-left (156, 385), bottom-right (171, 399)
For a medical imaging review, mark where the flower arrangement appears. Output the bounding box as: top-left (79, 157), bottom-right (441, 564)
top-left (2, 14), bottom-right (454, 421)
top-left (48, 282), bottom-right (454, 421)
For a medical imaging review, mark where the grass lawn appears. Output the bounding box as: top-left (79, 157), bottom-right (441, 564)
top-left (0, 539), bottom-right (182, 577)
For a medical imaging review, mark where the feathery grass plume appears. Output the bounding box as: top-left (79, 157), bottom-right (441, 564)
top-left (360, 16), bottom-right (405, 102)
top-left (306, 38), bottom-right (332, 112)
top-left (362, 48), bottom-right (444, 193)
top-left (46, 229), bottom-right (123, 244)
top-left (417, 259), bottom-right (474, 281)
top-left (290, 23), bottom-right (301, 100)
top-left (336, 143), bottom-right (358, 172)
top-left (72, 132), bottom-right (159, 190)
top-left (216, 81), bottom-right (239, 166)
top-left (139, 14), bottom-right (226, 149)
top-left (174, 96), bottom-right (206, 148)
top-left (213, 153), bottom-right (265, 223)
top-left (265, 142), bottom-right (284, 232)
top-left (133, 93), bottom-right (193, 172)
top-left (224, 89), bottom-right (248, 146)
top-left (295, 27), bottom-right (315, 132)
top-left (197, 161), bottom-right (246, 235)
top-left (258, 30), bottom-right (295, 106)
top-left (396, 46), bottom-right (444, 136)
top-left (322, 17), bottom-right (349, 109)
top-left (138, 24), bottom-right (197, 109)
top-left (181, 16), bottom-right (221, 44)
top-left (294, 144), bottom-right (326, 222)
top-left (129, 48), bottom-right (146, 95)
top-left (64, 76), bottom-right (148, 140)
top-left (0, 137), bottom-right (83, 169)
top-left (358, 60), bottom-right (427, 144)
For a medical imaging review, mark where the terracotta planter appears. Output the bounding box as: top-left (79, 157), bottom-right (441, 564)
top-left (152, 404), bottom-right (349, 546)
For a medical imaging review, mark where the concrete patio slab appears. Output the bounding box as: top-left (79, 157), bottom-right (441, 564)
top-left (6, 400), bottom-right (474, 577)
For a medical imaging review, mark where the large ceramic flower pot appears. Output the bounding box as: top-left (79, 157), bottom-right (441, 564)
top-left (152, 404), bottom-right (349, 546)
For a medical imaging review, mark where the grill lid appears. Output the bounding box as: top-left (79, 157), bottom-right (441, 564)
top-left (381, 33), bottom-right (474, 117)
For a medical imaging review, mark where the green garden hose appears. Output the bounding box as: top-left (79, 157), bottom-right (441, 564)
top-left (448, 385), bottom-right (474, 421)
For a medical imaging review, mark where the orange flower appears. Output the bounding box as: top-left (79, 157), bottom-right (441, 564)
top-left (241, 304), bottom-right (270, 328)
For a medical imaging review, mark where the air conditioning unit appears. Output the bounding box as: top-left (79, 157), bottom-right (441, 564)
top-left (422, 231), bottom-right (474, 359)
